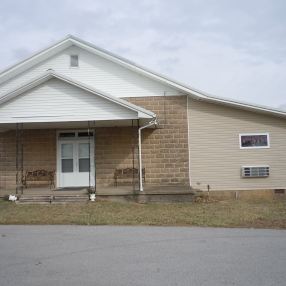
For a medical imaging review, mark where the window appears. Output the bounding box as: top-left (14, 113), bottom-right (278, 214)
top-left (78, 143), bottom-right (90, 172)
top-left (61, 143), bottom-right (74, 173)
top-left (70, 55), bottom-right (79, 67)
top-left (239, 133), bottom-right (270, 149)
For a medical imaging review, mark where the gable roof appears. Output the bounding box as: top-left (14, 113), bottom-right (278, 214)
top-left (0, 35), bottom-right (286, 119)
top-left (0, 70), bottom-right (156, 119)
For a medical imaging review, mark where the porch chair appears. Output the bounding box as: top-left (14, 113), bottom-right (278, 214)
top-left (23, 169), bottom-right (55, 189)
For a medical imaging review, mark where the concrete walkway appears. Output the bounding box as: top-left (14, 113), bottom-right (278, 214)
top-left (0, 226), bottom-right (285, 286)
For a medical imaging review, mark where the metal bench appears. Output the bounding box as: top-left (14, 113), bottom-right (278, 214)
top-left (114, 167), bottom-right (145, 187)
top-left (23, 169), bottom-right (55, 189)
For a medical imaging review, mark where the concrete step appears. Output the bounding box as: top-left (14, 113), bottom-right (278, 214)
top-left (18, 195), bottom-right (52, 202)
top-left (53, 196), bottom-right (89, 202)
top-left (17, 195), bottom-right (89, 204)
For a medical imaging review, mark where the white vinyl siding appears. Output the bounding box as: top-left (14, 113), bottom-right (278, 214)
top-left (0, 78), bottom-right (137, 123)
top-left (0, 46), bottom-right (181, 99)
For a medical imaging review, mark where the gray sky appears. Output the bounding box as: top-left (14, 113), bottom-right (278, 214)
top-left (0, 0), bottom-right (285, 109)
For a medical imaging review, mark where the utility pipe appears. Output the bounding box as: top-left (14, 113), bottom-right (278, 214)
top-left (138, 118), bottom-right (157, 192)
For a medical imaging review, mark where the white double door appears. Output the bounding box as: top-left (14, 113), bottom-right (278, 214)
top-left (58, 139), bottom-right (95, 188)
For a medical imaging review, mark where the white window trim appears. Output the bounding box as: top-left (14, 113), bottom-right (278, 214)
top-left (239, 133), bottom-right (270, 149)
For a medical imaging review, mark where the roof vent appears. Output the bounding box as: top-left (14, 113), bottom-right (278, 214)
top-left (70, 55), bottom-right (79, 67)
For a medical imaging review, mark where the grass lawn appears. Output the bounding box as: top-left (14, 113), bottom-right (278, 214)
top-left (0, 199), bottom-right (285, 228)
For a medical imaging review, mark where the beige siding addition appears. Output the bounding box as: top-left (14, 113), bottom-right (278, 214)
top-left (188, 98), bottom-right (286, 191)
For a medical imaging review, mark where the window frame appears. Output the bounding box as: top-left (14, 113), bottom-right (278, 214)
top-left (70, 54), bottom-right (79, 68)
top-left (239, 133), bottom-right (270, 149)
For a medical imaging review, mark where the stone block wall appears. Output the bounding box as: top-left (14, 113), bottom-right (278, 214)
top-left (127, 95), bottom-right (189, 186)
top-left (95, 126), bottom-right (138, 186)
top-left (0, 129), bottom-right (56, 190)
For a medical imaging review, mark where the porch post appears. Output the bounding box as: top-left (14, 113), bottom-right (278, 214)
top-left (93, 124), bottom-right (96, 192)
top-left (137, 119), bottom-right (140, 192)
top-left (15, 123), bottom-right (24, 195)
top-left (131, 119), bottom-right (136, 192)
top-left (88, 121), bottom-right (91, 190)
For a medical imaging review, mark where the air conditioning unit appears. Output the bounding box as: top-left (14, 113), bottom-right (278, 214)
top-left (241, 166), bottom-right (269, 178)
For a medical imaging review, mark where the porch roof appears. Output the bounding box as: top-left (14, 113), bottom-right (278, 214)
top-left (0, 70), bottom-right (156, 127)
top-left (0, 119), bottom-right (154, 132)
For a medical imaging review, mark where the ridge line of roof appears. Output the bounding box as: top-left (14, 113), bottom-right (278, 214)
top-left (68, 35), bottom-right (286, 116)
top-left (0, 35), bottom-right (285, 118)
top-left (0, 36), bottom-right (71, 77)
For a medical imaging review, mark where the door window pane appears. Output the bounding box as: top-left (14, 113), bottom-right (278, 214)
top-left (62, 159), bottom-right (73, 173)
top-left (78, 132), bottom-right (93, 137)
top-left (61, 144), bottom-right (73, 158)
top-left (79, 143), bottom-right (89, 158)
top-left (79, 158), bottom-right (90, 172)
top-left (59, 132), bottom-right (75, 138)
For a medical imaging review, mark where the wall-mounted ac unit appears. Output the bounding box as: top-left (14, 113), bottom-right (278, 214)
top-left (241, 166), bottom-right (269, 178)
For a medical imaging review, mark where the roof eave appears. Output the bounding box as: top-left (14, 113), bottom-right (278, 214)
top-left (191, 94), bottom-right (286, 119)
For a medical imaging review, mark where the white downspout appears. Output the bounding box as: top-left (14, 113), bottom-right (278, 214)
top-left (138, 118), bottom-right (157, 192)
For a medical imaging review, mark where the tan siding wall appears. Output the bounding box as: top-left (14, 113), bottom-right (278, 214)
top-left (188, 98), bottom-right (286, 191)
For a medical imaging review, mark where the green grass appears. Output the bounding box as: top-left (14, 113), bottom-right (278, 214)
top-left (0, 199), bottom-right (285, 228)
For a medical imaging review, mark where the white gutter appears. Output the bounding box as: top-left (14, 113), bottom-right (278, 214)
top-left (138, 118), bottom-right (158, 192)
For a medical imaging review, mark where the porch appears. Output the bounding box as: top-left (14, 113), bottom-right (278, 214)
top-left (0, 123), bottom-right (191, 200)
top-left (0, 185), bottom-right (193, 204)
top-left (0, 123), bottom-right (143, 195)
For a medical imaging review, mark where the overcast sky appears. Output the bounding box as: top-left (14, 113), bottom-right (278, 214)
top-left (0, 0), bottom-right (285, 109)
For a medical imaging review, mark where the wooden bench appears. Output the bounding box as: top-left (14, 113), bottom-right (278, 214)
top-left (114, 167), bottom-right (145, 187)
top-left (23, 169), bottom-right (55, 189)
